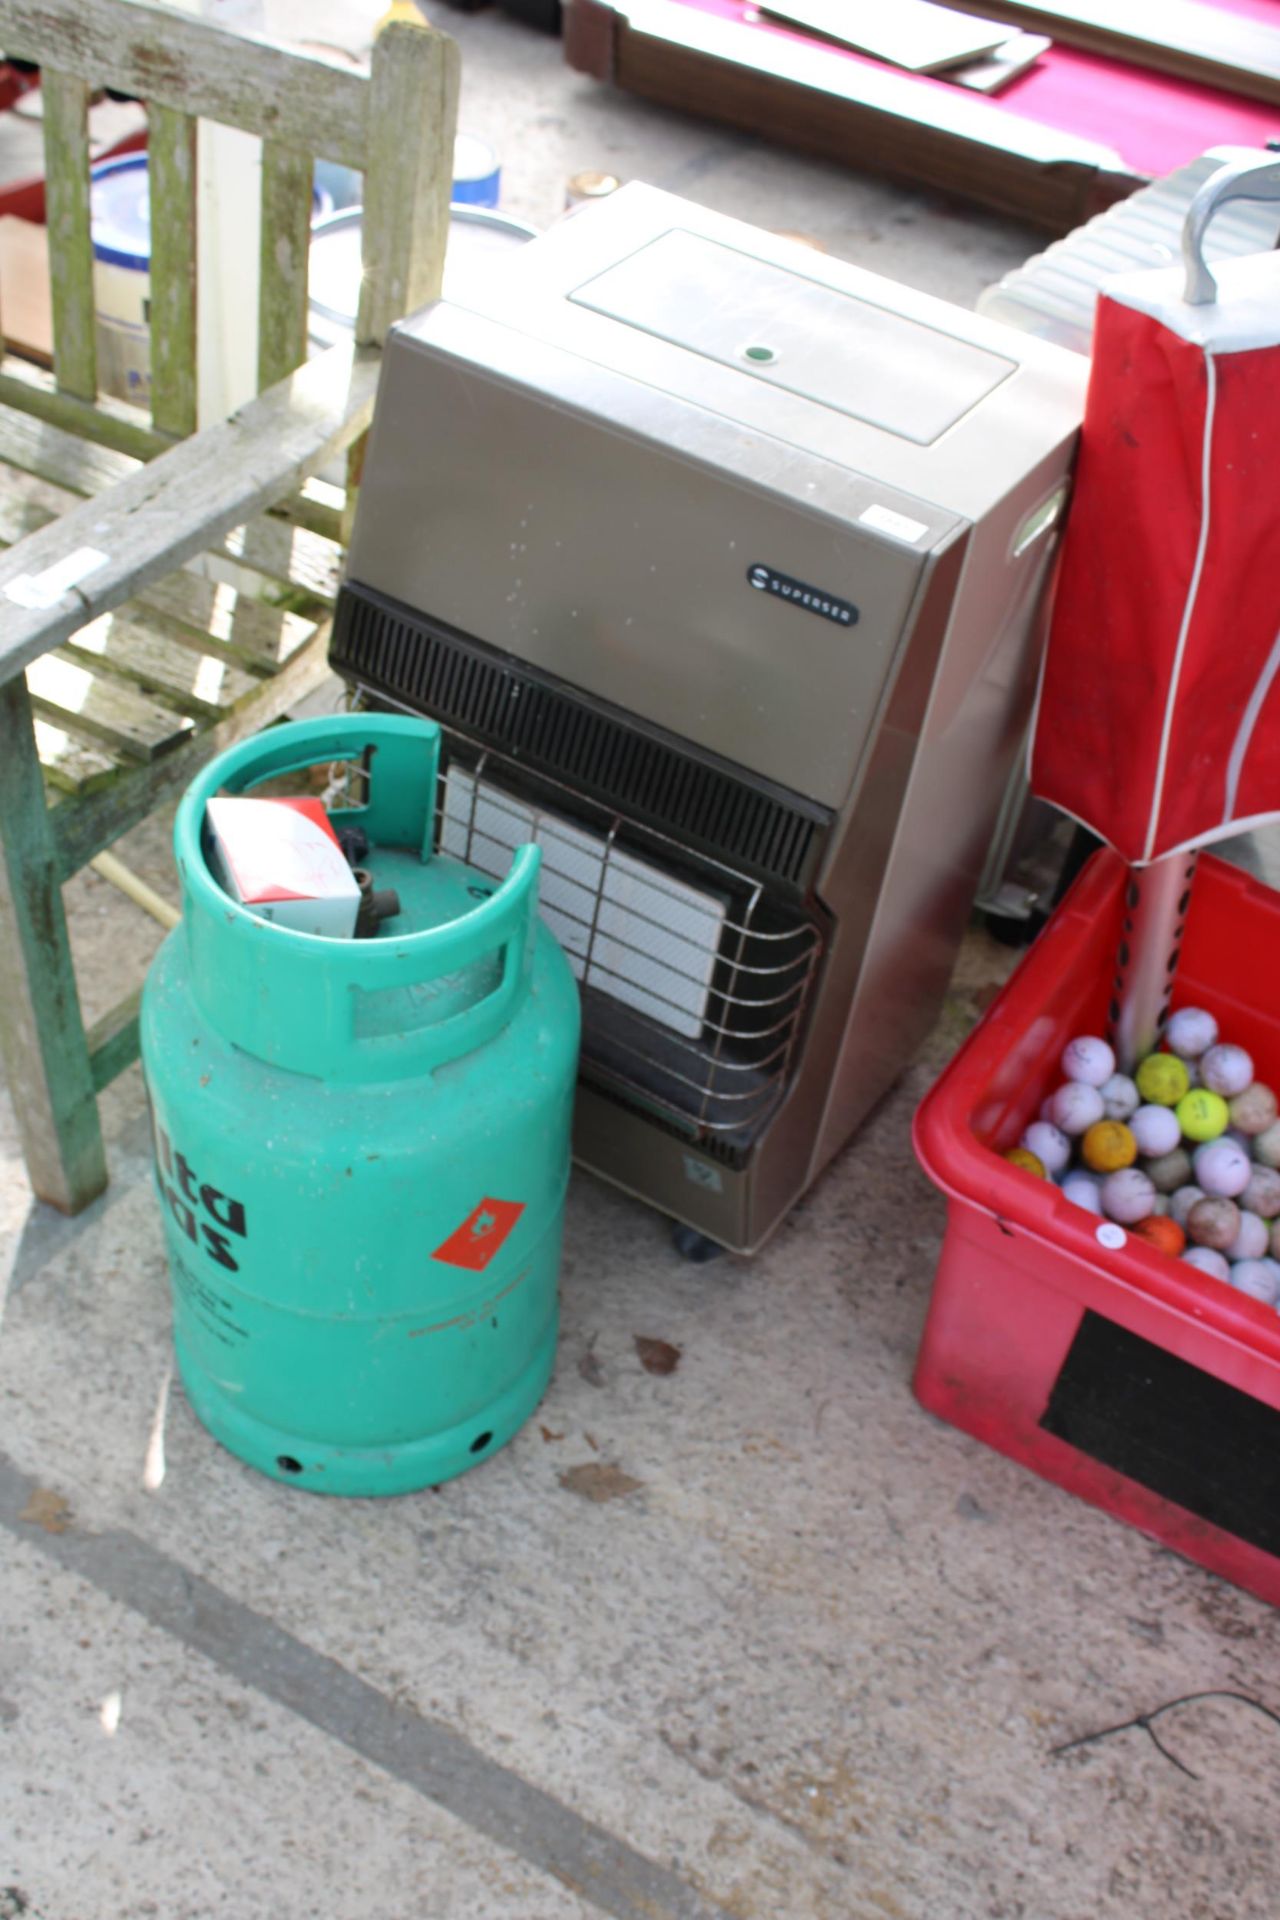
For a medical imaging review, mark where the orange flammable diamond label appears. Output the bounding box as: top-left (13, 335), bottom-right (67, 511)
top-left (431, 1197), bottom-right (525, 1271)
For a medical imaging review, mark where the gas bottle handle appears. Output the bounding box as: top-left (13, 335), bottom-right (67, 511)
top-left (1182, 155), bottom-right (1280, 306)
top-left (176, 715), bottom-right (548, 1080)
top-left (345, 843), bottom-right (543, 1075)
top-left (212, 713), bottom-right (441, 859)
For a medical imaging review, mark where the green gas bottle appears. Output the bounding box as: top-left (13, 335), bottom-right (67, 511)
top-left (140, 714), bottom-right (580, 1495)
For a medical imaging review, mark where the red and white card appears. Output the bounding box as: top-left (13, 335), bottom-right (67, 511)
top-left (205, 796), bottom-right (360, 938)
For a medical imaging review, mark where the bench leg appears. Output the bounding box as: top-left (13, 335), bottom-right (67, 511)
top-left (0, 679), bottom-right (107, 1213)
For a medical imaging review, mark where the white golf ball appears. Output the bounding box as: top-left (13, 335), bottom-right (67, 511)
top-left (1200, 1043), bottom-right (1254, 1098)
top-left (1021, 1121), bottom-right (1071, 1175)
top-left (1226, 1210), bottom-right (1270, 1262)
top-left (1061, 1172), bottom-right (1103, 1214)
top-left (1165, 1007), bottom-right (1218, 1059)
top-left (1130, 1104), bottom-right (1182, 1157)
top-left (1049, 1081), bottom-right (1105, 1136)
top-left (1182, 1245), bottom-right (1231, 1282)
top-left (1193, 1137), bottom-right (1252, 1198)
top-left (1169, 1185), bottom-right (1206, 1227)
top-left (1231, 1259), bottom-right (1279, 1305)
top-left (1101, 1167), bottom-right (1156, 1224)
top-left (1099, 1073), bottom-right (1140, 1121)
top-left (1061, 1036), bottom-right (1116, 1087)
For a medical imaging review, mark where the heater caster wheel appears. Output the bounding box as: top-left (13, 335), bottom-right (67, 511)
top-left (671, 1223), bottom-right (722, 1264)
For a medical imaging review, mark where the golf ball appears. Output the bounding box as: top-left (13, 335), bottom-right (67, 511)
top-left (1049, 1081), bottom-right (1105, 1135)
top-left (1231, 1260), bottom-right (1279, 1305)
top-left (1165, 1007), bottom-right (1218, 1058)
top-left (1200, 1043), bottom-right (1254, 1098)
top-left (1061, 1172), bottom-right (1103, 1214)
top-left (1130, 1104), bottom-right (1182, 1157)
top-left (1226, 1210), bottom-right (1270, 1262)
top-left (1252, 1120), bottom-right (1280, 1169)
top-left (1021, 1121), bottom-right (1071, 1175)
top-left (1175, 1088), bottom-right (1229, 1142)
top-left (1182, 1246), bottom-right (1231, 1282)
top-left (1099, 1073), bottom-right (1140, 1122)
top-left (1193, 1137), bottom-right (1252, 1199)
top-left (1101, 1167), bottom-right (1156, 1224)
top-left (1186, 1196), bottom-right (1241, 1250)
top-left (1229, 1082), bottom-right (1279, 1135)
top-left (1004, 1147), bottom-right (1046, 1178)
top-left (1243, 1167), bottom-right (1280, 1219)
top-left (1131, 1214), bottom-right (1186, 1256)
top-left (1135, 1052), bottom-right (1190, 1107)
top-left (1061, 1035), bottom-right (1116, 1087)
top-left (1143, 1147), bottom-right (1193, 1194)
top-left (1081, 1121), bottom-right (1138, 1173)
top-left (1169, 1185), bottom-right (1206, 1228)
top-left (1271, 1219), bottom-right (1280, 1262)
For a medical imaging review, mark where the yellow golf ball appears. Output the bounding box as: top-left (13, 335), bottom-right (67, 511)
top-left (1081, 1120), bottom-right (1138, 1173)
top-left (1176, 1087), bottom-right (1229, 1142)
top-left (1136, 1052), bottom-right (1190, 1107)
top-left (1004, 1147), bottom-right (1046, 1178)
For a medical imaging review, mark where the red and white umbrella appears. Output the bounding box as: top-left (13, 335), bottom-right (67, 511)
top-left (1029, 153), bottom-right (1280, 1065)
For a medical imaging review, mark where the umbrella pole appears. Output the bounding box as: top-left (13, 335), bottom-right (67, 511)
top-left (1109, 850), bottom-right (1199, 1074)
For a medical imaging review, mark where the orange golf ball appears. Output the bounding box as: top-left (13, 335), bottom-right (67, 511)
top-left (1130, 1215), bottom-right (1186, 1258)
top-left (1081, 1120), bottom-right (1138, 1173)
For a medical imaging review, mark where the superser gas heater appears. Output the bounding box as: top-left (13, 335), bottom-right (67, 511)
top-left (331, 186), bottom-right (1085, 1253)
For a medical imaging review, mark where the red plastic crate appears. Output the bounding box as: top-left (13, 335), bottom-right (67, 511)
top-left (913, 849), bottom-right (1280, 1607)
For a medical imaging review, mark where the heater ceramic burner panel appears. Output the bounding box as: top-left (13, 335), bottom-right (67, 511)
top-left (436, 745), bottom-right (823, 1153)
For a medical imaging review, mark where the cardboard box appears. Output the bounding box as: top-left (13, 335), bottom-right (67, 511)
top-left (204, 796), bottom-right (360, 938)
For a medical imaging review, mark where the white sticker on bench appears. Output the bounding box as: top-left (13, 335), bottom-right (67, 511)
top-left (5, 546), bottom-right (109, 610)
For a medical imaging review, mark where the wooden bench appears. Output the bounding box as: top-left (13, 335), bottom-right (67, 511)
top-left (0, 0), bottom-right (460, 1212)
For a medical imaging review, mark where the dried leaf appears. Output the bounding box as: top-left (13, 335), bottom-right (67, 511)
top-left (634, 1336), bottom-right (681, 1376)
top-left (20, 1488), bottom-right (71, 1534)
top-left (559, 1462), bottom-right (643, 1503)
top-left (578, 1345), bottom-right (606, 1389)
top-left (539, 1425), bottom-right (565, 1443)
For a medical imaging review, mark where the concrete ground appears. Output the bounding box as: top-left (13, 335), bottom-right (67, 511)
top-left (6, 9), bottom-right (1280, 1920)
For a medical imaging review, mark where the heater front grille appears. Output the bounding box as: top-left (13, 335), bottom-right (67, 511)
top-left (430, 739), bottom-right (824, 1154)
top-left (332, 582), bottom-right (830, 892)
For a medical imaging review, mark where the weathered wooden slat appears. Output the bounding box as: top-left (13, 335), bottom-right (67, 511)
top-left (40, 69), bottom-right (97, 402)
top-left (0, 401), bottom-right (138, 495)
top-left (87, 986), bottom-right (143, 1094)
top-left (60, 609), bottom-right (260, 718)
top-left (0, 341), bottom-right (376, 686)
top-left (217, 514), bottom-right (343, 603)
top-left (0, 676), bottom-right (107, 1211)
top-left (258, 141), bottom-right (313, 391)
top-left (357, 19), bottom-right (459, 347)
top-left (28, 651), bottom-right (195, 759)
top-left (148, 105), bottom-right (198, 441)
top-left (0, 0), bottom-right (370, 170)
top-left (35, 721), bottom-right (126, 797)
top-left (0, 481), bottom-right (321, 683)
top-left (0, 359), bottom-right (169, 461)
top-left (52, 624), bottom-right (333, 879)
top-left (0, 408), bottom-right (340, 606)
top-left (131, 573), bottom-right (319, 672)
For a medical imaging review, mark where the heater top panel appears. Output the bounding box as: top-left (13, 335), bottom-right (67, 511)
top-left (570, 229), bottom-right (1015, 447)
top-left (388, 181), bottom-right (1085, 524)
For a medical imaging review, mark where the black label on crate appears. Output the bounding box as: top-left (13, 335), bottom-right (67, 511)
top-left (1042, 1313), bottom-right (1280, 1560)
